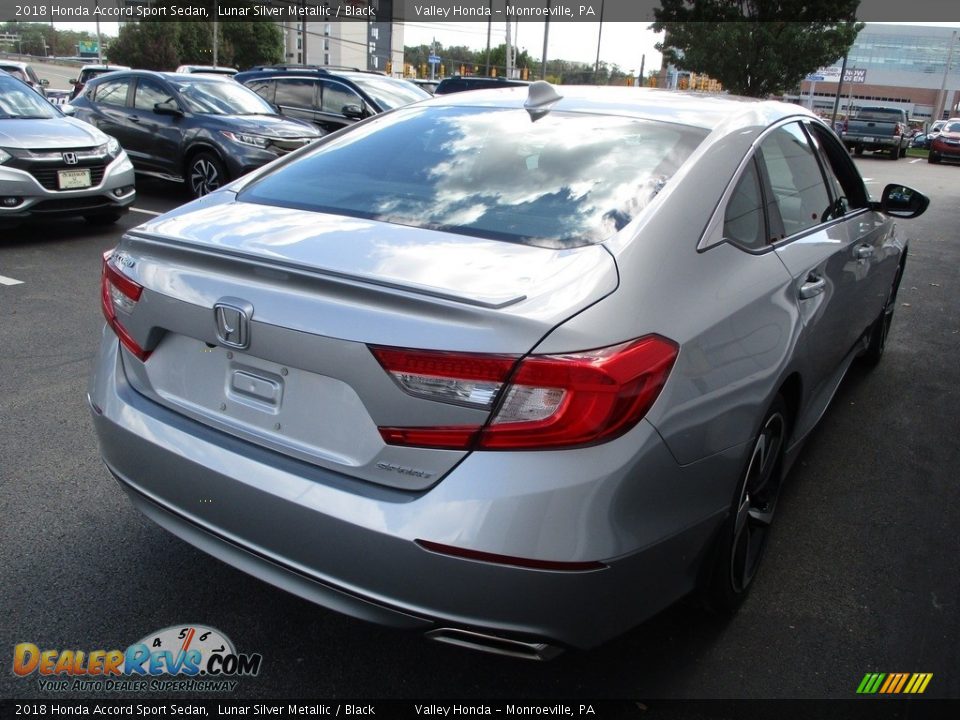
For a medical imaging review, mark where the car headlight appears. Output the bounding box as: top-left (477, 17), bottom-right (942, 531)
top-left (106, 137), bottom-right (121, 156)
top-left (221, 131), bottom-right (270, 149)
top-left (0, 148), bottom-right (10, 165)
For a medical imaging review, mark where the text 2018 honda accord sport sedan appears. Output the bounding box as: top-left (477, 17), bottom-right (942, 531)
top-left (89, 84), bottom-right (928, 659)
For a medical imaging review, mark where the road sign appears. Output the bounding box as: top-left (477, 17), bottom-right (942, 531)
top-left (805, 74), bottom-right (825, 82)
top-left (428, 54), bottom-right (440, 65)
top-left (78, 40), bottom-right (99, 57)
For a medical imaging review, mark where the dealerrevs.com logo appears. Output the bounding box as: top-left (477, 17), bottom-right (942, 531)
top-left (13, 625), bottom-right (262, 693)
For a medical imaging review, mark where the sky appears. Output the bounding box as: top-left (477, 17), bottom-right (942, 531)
top-left (53, 20), bottom-right (664, 75)
top-left (400, 21), bottom-right (663, 75)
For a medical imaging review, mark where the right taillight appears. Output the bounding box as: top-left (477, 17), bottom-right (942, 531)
top-left (372, 335), bottom-right (678, 451)
top-left (100, 251), bottom-right (149, 361)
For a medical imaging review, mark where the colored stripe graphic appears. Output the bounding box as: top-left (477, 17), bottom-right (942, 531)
top-left (858, 672), bottom-right (932, 694)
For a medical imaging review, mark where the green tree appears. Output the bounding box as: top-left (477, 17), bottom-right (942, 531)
top-left (652, 0), bottom-right (863, 97)
top-left (218, 21), bottom-right (283, 69)
top-left (107, 22), bottom-right (177, 70)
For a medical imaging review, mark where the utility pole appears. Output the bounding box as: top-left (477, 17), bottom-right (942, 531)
top-left (505, 6), bottom-right (513, 79)
top-left (593, 0), bottom-right (605, 82)
top-left (213, 1), bottom-right (219, 67)
top-left (95, 0), bottom-right (102, 63)
top-left (485, 0), bottom-right (492, 76)
top-left (541, 1), bottom-right (551, 80)
top-left (638, 54), bottom-right (645, 87)
top-left (935, 30), bottom-right (958, 122)
top-left (831, 54), bottom-right (848, 127)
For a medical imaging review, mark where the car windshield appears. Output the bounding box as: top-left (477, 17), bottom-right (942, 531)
top-left (239, 106), bottom-right (708, 249)
top-left (0, 76), bottom-right (59, 119)
top-left (348, 76), bottom-right (431, 110)
top-left (169, 78), bottom-right (275, 115)
top-left (943, 121), bottom-right (960, 133)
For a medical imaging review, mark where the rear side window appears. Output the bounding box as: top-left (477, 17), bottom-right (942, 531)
top-left (275, 78), bottom-right (316, 109)
top-left (95, 79), bottom-right (131, 107)
top-left (723, 158), bottom-right (766, 250)
top-left (756, 123), bottom-right (832, 238)
top-left (240, 106), bottom-right (708, 248)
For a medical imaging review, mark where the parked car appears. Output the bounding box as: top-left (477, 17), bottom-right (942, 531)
top-left (69, 70), bottom-right (322, 197)
top-left (840, 106), bottom-right (912, 159)
top-left (0, 71), bottom-right (134, 226)
top-left (175, 65), bottom-right (239, 76)
top-left (0, 60), bottom-right (48, 96)
top-left (68, 64), bottom-right (131, 101)
top-left (434, 75), bottom-right (531, 94)
top-left (911, 132), bottom-right (930, 149)
top-left (235, 65), bottom-right (430, 134)
top-left (89, 83), bottom-right (928, 658)
top-left (928, 118), bottom-right (960, 164)
top-left (410, 78), bottom-right (439, 94)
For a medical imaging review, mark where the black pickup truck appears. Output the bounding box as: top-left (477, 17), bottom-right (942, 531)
top-left (840, 106), bottom-right (912, 159)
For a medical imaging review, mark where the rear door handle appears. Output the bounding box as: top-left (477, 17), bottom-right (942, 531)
top-left (127, 115), bottom-right (140, 123)
top-left (799, 274), bottom-right (826, 299)
top-left (855, 244), bottom-right (874, 259)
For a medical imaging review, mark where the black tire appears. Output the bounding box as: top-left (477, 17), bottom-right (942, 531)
top-left (84, 211), bottom-right (123, 225)
top-left (889, 146), bottom-right (899, 160)
top-left (899, 145), bottom-right (908, 158)
top-left (854, 146), bottom-right (864, 156)
top-left (928, 152), bottom-right (941, 164)
top-left (703, 395), bottom-right (789, 614)
top-left (187, 151), bottom-right (227, 198)
top-left (862, 258), bottom-right (905, 367)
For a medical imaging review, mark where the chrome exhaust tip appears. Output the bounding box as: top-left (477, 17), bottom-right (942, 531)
top-left (426, 628), bottom-right (563, 661)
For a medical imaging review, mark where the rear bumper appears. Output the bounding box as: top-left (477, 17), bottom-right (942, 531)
top-left (89, 331), bottom-right (744, 650)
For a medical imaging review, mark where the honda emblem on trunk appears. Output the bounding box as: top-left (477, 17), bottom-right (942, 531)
top-left (62, 152), bottom-right (78, 165)
top-left (214, 300), bottom-right (252, 350)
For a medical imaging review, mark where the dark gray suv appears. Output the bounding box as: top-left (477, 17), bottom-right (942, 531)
top-left (235, 66), bottom-right (430, 134)
top-left (69, 70), bottom-right (322, 197)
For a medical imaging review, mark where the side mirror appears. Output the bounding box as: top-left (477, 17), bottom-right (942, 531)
top-left (342, 104), bottom-right (365, 120)
top-left (876, 184), bottom-right (929, 219)
top-left (273, 103), bottom-right (283, 115)
top-left (154, 100), bottom-right (183, 117)
top-left (69, 78), bottom-right (78, 85)
top-left (40, 78), bottom-right (50, 87)
top-left (60, 104), bottom-right (76, 116)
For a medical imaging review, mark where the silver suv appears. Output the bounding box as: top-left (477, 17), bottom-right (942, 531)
top-left (0, 72), bottom-right (135, 226)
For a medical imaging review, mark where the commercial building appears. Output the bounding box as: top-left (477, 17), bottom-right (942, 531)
top-left (279, 15), bottom-right (403, 74)
top-left (792, 23), bottom-right (960, 126)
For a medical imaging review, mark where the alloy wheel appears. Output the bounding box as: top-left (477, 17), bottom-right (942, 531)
top-left (730, 411), bottom-right (786, 593)
top-left (190, 158), bottom-right (222, 196)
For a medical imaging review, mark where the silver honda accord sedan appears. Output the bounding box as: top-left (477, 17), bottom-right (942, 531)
top-left (89, 84), bottom-right (928, 659)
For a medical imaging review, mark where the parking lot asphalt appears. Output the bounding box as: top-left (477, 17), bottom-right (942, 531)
top-left (1, 156), bottom-right (958, 703)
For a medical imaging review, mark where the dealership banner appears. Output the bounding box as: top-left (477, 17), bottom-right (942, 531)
top-left (0, 0), bottom-right (959, 24)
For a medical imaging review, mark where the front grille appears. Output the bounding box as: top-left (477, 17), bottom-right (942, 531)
top-left (27, 163), bottom-right (107, 191)
top-left (269, 138), bottom-right (315, 155)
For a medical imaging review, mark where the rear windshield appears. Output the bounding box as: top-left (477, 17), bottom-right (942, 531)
top-left (239, 106), bottom-right (707, 248)
top-left (855, 109), bottom-right (902, 121)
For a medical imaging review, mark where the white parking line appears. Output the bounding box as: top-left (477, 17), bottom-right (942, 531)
top-left (910, 158), bottom-right (923, 163)
top-left (0, 274), bottom-right (24, 286)
top-left (130, 208), bottom-right (162, 216)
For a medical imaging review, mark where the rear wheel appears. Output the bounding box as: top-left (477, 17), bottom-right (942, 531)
top-left (703, 395), bottom-right (789, 613)
top-left (928, 152), bottom-right (941, 164)
top-left (854, 146), bottom-right (864, 156)
top-left (899, 145), bottom-right (908, 158)
top-left (187, 151), bottom-right (227, 198)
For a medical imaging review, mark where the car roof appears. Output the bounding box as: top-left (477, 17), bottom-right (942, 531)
top-left (81, 64), bottom-right (131, 71)
top-left (0, 60), bottom-right (30, 69)
top-left (421, 84), bottom-right (813, 132)
top-left (88, 69), bottom-right (234, 83)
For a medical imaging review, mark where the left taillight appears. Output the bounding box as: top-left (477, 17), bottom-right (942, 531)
top-left (371, 335), bottom-right (678, 451)
top-left (100, 250), bottom-right (149, 361)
